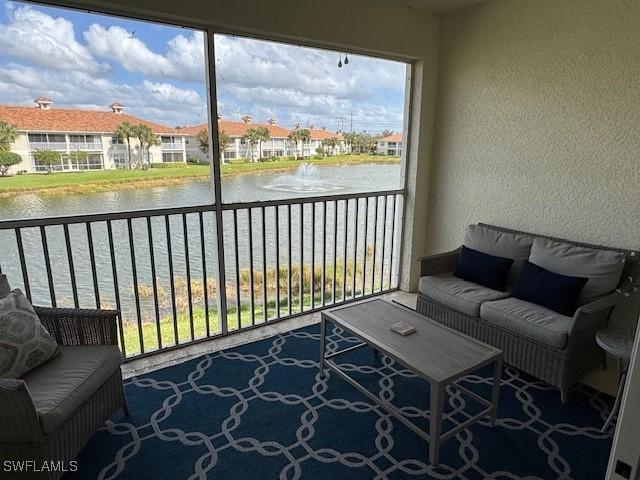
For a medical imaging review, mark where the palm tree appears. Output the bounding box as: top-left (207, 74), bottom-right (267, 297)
top-left (135, 124), bottom-right (160, 166)
top-left (195, 129), bottom-right (209, 155)
top-left (254, 126), bottom-right (270, 161)
top-left (322, 137), bottom-right (339, 156)
top-left (242, 128), bottom-right (260, 162)
top-left (194, 128), bottom-right (231, 163)
top-left (218, 130), bottom-right (231, 163)
top-left (358, 133), bottom-right (376, 154)
top-left (288, 129), bottom-right (311, 159)
top-left (115, 122), bottom-right (136, 169)
top-left (242, 127), bottom-right (270, 162)
top-left (0, 120), bottom-right (18, 152)
top-left (343, 132), bottom-right (358, 154)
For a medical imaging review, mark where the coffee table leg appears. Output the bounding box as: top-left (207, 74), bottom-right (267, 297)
top-left (490, 356), bottom-right (503, 426)
top-left (429, 383), bottom-right (445, 465)
top-left (319, 315), bottom-right (327, 378)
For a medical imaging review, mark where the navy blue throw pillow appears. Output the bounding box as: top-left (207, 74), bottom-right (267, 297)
top-left (512, 260), bottom-right (588, 316)
top-left (453, 246), bottom-right (514, 291)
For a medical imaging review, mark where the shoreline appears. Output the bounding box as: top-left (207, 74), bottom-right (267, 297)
top-left (0, 156), bottom-right (400, 197)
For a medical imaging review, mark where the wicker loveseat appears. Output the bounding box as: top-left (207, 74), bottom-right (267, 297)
top-left (417, 223), bottom-right (639, 403)
top-left (0, 306), bottom-right (127, 480)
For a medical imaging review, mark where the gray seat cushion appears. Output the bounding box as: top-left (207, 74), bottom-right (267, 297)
top-left (480, 297), bottom-right (574, 349)
top-left (419, 274), bottom-right (511, 317)
top-left (22, 345), bottom-right (122, 434)
top-left (529, 238), bottom-right (626, 304)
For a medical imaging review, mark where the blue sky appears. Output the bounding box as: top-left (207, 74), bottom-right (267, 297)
top-left (0, 0), bottom-right (406, 132)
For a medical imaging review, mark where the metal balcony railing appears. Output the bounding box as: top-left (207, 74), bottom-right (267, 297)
top-left (29, 142), bottom-right (68, 151)
top-left (69, 142), bottom-right (103, 151)
top-left (0, 190), bottom-right (403, 360)
top-left (161, 142), bottom-right (183, 150)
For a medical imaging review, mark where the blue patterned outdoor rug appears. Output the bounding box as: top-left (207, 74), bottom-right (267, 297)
top-left (66, 323), bottom-right (614, 479)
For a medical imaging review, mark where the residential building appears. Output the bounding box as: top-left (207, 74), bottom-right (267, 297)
top-left (307, 127), bottom-right (348, 156)
top-left (179, 118), bottom-right (346, 162)
top-left (376, 133), bottom-right (403, 156)
top-left (179, 123), bottom-right (211, 163)
top-left (0, 99), bottom-right (350, 171)
top-left (179, 116), bottom-right (292, 163)
top-left (0, 98), bottom-right (187, 173)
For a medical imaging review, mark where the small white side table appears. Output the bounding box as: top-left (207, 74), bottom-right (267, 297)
top-left (596, 328), bottom-right (635, 433)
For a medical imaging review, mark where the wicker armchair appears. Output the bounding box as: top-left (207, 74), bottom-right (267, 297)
top-left (417, 224), bottom-right (640, 403)
top-left (0, 307), bottom-right (127, 480)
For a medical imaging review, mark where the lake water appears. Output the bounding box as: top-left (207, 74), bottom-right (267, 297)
top-left (0, 164), bottom-right (401, 219)
top-left (0, 164), bottom-right (402, 344)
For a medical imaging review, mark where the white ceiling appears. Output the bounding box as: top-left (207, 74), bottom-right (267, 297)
top-left (390, 0), bottom-right (490, 15)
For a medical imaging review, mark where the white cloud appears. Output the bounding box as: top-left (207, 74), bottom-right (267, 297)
top-left (84, 25), bottom-right (205, 83)
top-left (142, 80), bottom-right (201, 105)
top-left (215, 35), bottom-right (404, 97)
top-left (0, 3), bottom-right (404, 133)
top-left (0, 5), bottom-right (107, 74)
top-left (0, 64), bottom-right (206, 126)
top-left (214, 35), bottom-right (407, 132)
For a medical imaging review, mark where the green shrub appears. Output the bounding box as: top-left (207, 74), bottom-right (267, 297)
top-left (150, 162), bottom-right (189, 169)
top-left (0, 151), bottom-right (21, 176)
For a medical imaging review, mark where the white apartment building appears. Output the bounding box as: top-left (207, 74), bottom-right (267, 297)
top-left (307, 128), bottom-right (349, 157)
top-left (179, 117), bottom-right (347, 162)
top-left (0, 98), bottom-right (187, 174)
top-left (376, 133), bottom-right (403, 156)
top-left (0, 99), bottom-right (351, 173)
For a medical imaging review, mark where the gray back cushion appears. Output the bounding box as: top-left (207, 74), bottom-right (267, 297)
top-left (529, 238), bottom-right (626, 304)
top-left (0, 275), bottom-right (10, 299)
top-left (463, 225), bottom-right (534, 260)
top-left (464, 225), bottom-right (534, 284)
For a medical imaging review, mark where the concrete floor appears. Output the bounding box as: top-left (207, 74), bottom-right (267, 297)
top-left (122, 290), bottom-right (417, 378)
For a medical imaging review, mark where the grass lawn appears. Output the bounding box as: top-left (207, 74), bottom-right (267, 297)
top-left (0, 165), bottom-right (211, 195)
top-left (121, 293), bottom-right (338, 357)
top-left (0, 154), bottom-right (400, 196)
top-left (121, 259), bottom-right (380, 356)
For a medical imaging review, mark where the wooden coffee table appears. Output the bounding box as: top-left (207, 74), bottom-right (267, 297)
top-left (319, 298), bottom-right (503, 464)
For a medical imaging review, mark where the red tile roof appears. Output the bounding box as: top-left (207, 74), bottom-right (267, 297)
top-left (0, 105), bottom-right (178, 134)
top-left (222, 120), bottom-right (292, 138)
top-left (0, 105), bottom-right (347, 141)
top-left (379, 134), bottom-right (403, 142)
top-left (308, 128), bottom-right (343, 140)
top-left (177, 122), bottom-right (343, 141)
top-left (178, 121), bottom-right (291, 139)
top-left (175, 123), bottom-right (207, 136)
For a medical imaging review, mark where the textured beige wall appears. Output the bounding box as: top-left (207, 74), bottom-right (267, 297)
top-left (428, 0), bottom-right (640, 327)
top-left (429, 0), bottom-right (640, 253)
